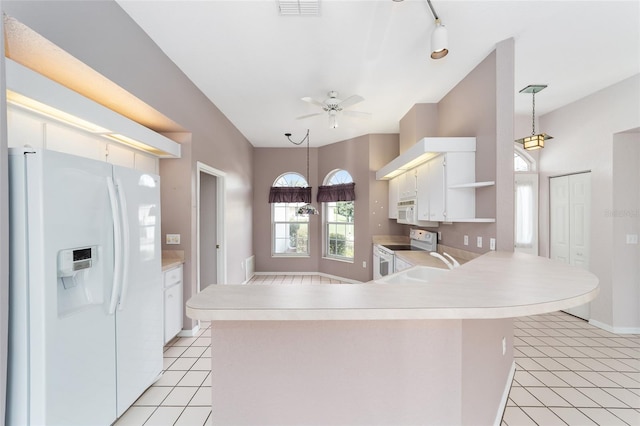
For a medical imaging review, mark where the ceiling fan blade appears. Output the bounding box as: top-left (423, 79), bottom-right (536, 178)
top-left (338, 95), bottom-right (364, 109)
top-left (343, 110), bottom-right (371, 118)
top-left (301, 96), bottom-right (325, 108)
top-left (296, 112), bottom-right (323, 120)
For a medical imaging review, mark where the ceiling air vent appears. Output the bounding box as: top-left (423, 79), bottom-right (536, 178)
top-left (278, 0), bottom-right (320, 16)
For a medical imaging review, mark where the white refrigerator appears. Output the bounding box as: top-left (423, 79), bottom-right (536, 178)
top-left (7, 148), bottom-right (163, 425)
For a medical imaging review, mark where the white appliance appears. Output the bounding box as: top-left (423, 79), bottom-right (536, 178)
top-left (373, 229), bottom-right (437, 279)
top-left (396, 199), bottom-right (417, 225)
top-left (7, 148), bottom-right (163, 425)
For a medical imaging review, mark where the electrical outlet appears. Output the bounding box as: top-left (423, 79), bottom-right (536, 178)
top-left (166, 234), bottom-right (180, 245)
top-left (477, 236), bottom-right (483, 248)
top-left (463, 235), bottom-right (468, 246)
top-left (362, 261), bottom-right (367, 268)
top-left (626, 234), bottom-right (639, 244)
top-left (490, 238), bottom-right (496, 251)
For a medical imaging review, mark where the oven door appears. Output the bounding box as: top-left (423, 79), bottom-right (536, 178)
top-left (373, 245), bottom-right (394, 280)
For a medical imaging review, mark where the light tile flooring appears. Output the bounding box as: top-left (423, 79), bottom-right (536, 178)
top-left (115, 276), bottom-right (639, 426)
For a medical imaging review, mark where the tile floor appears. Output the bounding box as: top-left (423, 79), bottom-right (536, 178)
top-left (115, 276), bottom-right (639, 426)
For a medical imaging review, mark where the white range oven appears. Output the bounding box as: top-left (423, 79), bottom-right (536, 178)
top-left (373, 229), bottom-right (437, 280)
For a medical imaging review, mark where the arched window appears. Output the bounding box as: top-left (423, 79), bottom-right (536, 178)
top-left (514, 144), bottom-right (536, 172)
top-left (321, 169), bottom-right (355, 261)
top-left (271, 172), bottom-right (310, 256)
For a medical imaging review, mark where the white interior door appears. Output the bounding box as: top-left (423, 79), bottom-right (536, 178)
top-left (550, 172), bottom-right (591, 320)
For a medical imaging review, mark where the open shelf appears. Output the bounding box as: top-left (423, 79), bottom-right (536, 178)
top-left (448, 181), bottom-right (495, 189)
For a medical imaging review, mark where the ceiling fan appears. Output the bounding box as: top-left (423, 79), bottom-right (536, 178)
top-left (297, 91), bottom-right (371, 128)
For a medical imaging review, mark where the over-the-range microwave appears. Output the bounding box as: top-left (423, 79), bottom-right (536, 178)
top-left (397, 199), bottom-right (417, 225)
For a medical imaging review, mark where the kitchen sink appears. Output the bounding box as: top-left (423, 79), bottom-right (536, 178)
top-left (375, 265), bottom-right (449, 284)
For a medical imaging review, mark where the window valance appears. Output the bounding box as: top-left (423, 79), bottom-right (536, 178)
top-left (268, 186), bottom-right (312, 203)
top-left (317, 182), bottom-right (356, 202)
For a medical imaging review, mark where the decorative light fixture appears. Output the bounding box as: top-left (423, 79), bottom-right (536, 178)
top-left (284, 130), bottom-right (319, 215)
top-left (515, 84), bottom-right (553, 150)
top-left (426, 0), bottom-right (448, 59)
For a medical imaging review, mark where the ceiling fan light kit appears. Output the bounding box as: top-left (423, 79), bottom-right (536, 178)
top-left (515, 84), bottom-right (553, 151)
top-left (297, 91), bottom-right (370, 129)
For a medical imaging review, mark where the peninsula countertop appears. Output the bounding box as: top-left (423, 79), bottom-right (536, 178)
top-left (186, 251), bottom-right (599, 321)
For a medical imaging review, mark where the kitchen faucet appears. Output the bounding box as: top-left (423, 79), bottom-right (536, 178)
top-left (430, 252), bottom-right (454, 270)
top-left (442, 252), bottom-right (460, 268)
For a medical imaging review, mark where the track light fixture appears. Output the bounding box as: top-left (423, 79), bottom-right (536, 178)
top-left (426, 0), bottom-right (448, 59)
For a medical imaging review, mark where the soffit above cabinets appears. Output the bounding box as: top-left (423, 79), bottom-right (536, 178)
top-left (376, 137), bottom-right (476, 180)
top-left (5, 59), bottom-right (181, 158)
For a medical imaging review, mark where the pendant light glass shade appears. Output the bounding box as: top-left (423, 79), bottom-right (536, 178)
top-left (515, 85), bottom-right (552, 150)
top-left (430, 19), bottom-right (448, 59)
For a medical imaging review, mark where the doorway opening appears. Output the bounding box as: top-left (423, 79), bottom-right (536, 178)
top-left (196, 162), bottom-right (226, 293)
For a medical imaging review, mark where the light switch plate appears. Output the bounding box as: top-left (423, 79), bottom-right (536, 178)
top-left (626, 234), bottom-right (639, 244)
top-left (490, 238), bottom-right (496, 251)
top-left (463, 235), bottom-right (469, 246)
top-left (166, 234), bottom-right (181, 245)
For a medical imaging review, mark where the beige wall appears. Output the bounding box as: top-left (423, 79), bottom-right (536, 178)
top-left (538, 74), bottom-right (640, 331)
top-left (253, 134), bottom-right (401, 282)
top-left (396, 40), bottom-right (515, 254)
top-left (399, 103), bottom-right (438, 154)
top-left (4, 1), bottom-right (255, 331)
top-left (612, 132), bottom-right (640, 330)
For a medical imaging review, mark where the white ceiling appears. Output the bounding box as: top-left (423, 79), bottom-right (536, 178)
top-left (116, 0), bottom-right (640, 147)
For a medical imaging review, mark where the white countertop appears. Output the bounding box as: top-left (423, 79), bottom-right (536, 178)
top-left (186, 251), bottom-right (599, 321)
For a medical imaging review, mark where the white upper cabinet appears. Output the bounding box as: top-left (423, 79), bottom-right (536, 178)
top-left (415, 152), bottom-right (493, 223)
top-left (388, 177), bottom-right (399, 219)
top-left (398, 169), bottom-right (417, 200)
top-left (417, 155), bottom-right (445, 222)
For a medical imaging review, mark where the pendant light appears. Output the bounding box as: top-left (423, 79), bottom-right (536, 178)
top-left (515, 85), bottom-right (553, 150)
top-left (284, 130), bottom-right (319, 215)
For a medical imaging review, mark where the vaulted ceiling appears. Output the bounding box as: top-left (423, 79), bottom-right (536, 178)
top-left (116, 0), bottom-right (640, 147)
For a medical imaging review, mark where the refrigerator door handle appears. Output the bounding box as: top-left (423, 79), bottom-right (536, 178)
top-left (107, 177), bottom-right (123, 315)
top-left (115, 178), bottom-right (131, 311)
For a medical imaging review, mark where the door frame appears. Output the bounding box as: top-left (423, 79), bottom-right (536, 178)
top-left (196, 161), bottom-right (226, 292)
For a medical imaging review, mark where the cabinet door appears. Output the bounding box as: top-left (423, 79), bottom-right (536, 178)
top-left (416, 162), bottom-right (431, 221)
top-left (164, 283), bottom-right (183, 344)
top-left (399, 170), bottom-right (417, 200)
top-left (427, 156), bottom-right (445, 221)
top-left (388, 177), bottom-right (399, 219)
top-left (444, 152), bottom-right (476, 220)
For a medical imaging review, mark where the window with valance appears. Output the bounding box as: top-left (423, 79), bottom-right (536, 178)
top-left (322, 170), bottom-right (355, 261)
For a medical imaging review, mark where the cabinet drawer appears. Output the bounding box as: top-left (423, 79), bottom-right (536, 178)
top-left (164, 283), bottom-right (183, 344)
top-left (164, 265), bottom-right (183, 288)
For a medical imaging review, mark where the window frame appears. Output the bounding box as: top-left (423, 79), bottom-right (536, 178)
top-left (322, 169), bottom-right (355, 262)
top-left (271, 172), bottom-right (310, 258)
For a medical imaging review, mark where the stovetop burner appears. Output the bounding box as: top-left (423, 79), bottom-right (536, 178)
top-left (381, 245), bottom-right (425, 251)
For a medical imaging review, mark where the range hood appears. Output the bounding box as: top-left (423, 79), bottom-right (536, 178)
top-left (376, 137), bottom-right (476, 180)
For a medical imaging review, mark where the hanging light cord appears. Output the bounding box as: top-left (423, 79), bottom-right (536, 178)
top-left (284, 129), bottom-right (311, 185)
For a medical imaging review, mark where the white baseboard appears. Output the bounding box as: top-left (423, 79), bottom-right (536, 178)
top-left (178, 323), bottom-right (200, 337)
top-left (494, 361), bottom-right (516, 426)
top-left (253, 271), bottom-right (361, 284)
top-left (589, 319), bottom-right (640, 335)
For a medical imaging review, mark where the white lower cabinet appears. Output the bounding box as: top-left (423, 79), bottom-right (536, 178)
top-left (163, 265), bottom-right (183, 344)
top-left (394, 257), bottom-right (413, 273)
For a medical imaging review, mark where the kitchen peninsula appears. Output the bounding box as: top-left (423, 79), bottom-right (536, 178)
top-left (187, 252), bottom-right (598, 425)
